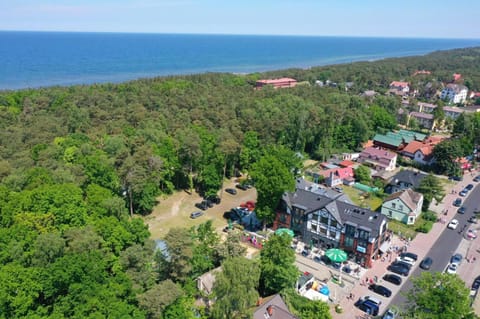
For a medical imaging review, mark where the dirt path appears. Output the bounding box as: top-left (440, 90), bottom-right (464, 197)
top-left (144, 179), bottom-right (257, 239)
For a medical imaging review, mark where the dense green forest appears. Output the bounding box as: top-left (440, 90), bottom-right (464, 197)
top-left (1, 47), bottom-right (480, 318)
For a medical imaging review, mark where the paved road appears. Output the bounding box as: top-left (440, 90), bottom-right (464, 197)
top-left (391, 180), bottom-right (480, 309)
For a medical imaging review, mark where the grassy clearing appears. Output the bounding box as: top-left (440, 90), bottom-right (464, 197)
top-left (387, 219), bottom-right (417, 240)
top-left (341, 186), bottom-right (384, 211)
top-left (143, 179), bottom-right (257, 239)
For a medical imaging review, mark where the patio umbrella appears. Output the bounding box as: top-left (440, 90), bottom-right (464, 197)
top-left (325, 248), bottom-right (348, 263)
top-left (275, 228), bottom-right (294, 237)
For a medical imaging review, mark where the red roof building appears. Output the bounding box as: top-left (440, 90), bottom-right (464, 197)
top-left (338, 160), bottom-right (355, 168)
top-left (402, 136), bottom-right (445, 165)
top-left (453, 73), bottom-right (462, 82)
top-left (255, 78), bottom-right (297, 89)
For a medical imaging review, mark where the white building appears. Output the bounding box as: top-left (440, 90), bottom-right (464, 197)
top-left (441, 84), bottom-right (468, 104)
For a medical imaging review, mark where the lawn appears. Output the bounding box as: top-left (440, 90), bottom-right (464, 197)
top-left (341, 185), bottom-right (384, 211)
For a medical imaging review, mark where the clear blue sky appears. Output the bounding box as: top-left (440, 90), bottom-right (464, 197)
top-left (1, 0), bottom-right (479, 38)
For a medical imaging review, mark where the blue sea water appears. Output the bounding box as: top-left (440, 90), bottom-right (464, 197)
top-left (1, 31), bottom-right (479, 90)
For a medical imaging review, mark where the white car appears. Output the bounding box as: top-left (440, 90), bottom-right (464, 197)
top-left (396, 256), bottom-right (416, 266)
top-left (446, 263), bottom-right (458, 274)
top-left (448, 219), bottom-right (459, 230)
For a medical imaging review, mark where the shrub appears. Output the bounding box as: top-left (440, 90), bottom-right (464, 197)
top-left (416, 221), bottom-right (433, 233)
top-left (422, 211), bottom-right (437, 222)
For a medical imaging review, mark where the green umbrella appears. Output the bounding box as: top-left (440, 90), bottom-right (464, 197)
top-left (325, 248), bottom-right (347, 263)
top-left (275, 228), bottom-right (294, 237)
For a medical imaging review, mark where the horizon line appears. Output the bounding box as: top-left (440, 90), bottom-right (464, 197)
top-left (1, 29), bottom-right (480, 41)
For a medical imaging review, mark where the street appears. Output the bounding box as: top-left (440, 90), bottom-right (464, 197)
top-left (391, 177), bottom-right (480, 309)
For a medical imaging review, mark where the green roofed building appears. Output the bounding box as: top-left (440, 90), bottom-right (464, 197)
top-left (373, 130), bottom-right (427, 151)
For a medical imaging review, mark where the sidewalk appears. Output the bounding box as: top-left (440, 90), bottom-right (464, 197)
top-left (332, 170), bottom-right (476, 318)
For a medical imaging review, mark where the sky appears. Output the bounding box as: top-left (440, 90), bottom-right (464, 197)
top-left (1, 0), bottom-right (479, 39)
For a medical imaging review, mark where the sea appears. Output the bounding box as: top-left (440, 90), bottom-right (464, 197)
top-left (1, 31), bottom-right (479, 90)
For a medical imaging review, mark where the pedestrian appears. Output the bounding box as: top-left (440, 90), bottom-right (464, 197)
top-left (349, 292), bottom-right (353, 300)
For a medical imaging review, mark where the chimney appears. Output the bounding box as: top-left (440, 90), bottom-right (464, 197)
top-left (267, 305), bottom-right (274, 316)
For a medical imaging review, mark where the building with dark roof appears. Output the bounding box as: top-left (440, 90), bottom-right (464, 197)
top-left (274, 181), bottom-right (388, 268)
top-left (385, 170), bottom-right (427, 194)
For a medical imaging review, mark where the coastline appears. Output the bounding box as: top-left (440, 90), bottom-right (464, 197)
top-left (1, 32), bottom-right (479, 91)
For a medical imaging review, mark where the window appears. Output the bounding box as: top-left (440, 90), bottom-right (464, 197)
top-left (345, 224), bottom-right (355, 237)
top-left (344, 236), bottom-right (354, 247)
top-left (388, 210), bottom-right (393, 217)
top-left (399, 205), bottom-right (403, 211)
top-left (358, 229), bottom-right (370, 240)
top-left (320, 227), bottom-right (327, 235)
top-left (279, 213), bottom-right (287, 223)
top-left (391, 203), bottom-right (396, 209)
top-left (329, 230), bottom-right (337, 239)
top-left (331, 219), bottom-right (338, 228)
top-left (320, 216), bottom-right (329, 225)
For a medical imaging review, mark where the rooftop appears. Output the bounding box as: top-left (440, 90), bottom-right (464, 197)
top-left (360, 147), bottom-right (397, 160)
top-left (445, 83), bottom-right (468, 93)
top-left (390, 81), bottom-right (409, 88)
top-left (256, 78), bottom-right (297, 85)
top-left (385, 189), bottom-right (423, 212)
top-left (410, 111), bottom-right (434, 120)
top-left (388, 170), bottom-right (427, 189)
top-left (282, 187), bottom-right (386, 239)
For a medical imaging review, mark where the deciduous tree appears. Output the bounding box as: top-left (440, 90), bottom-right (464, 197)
top-left (402, 272), bottom-right (473, 319)
top-left (211, 257), bottom-right (260, 319)
top-left (260, 234), bottom-right (298, 296)
top-left (250, 154), bottom-right (295, 227)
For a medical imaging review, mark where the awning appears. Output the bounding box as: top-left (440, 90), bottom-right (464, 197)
top-left (379, 241), bottom-right (390, 253)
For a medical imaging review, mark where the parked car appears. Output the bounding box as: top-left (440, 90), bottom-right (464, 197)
top-left (204, 194), bottom-right (221, 204)
top-left (472, 276), bottom-right (480, 292)
top-left (383, 273), bottom-right (402, 285)
top-left (396, 255), bottom-right (416, 266)
top-left (368, 284), bottom-right (392, 297)
top-left (235, 183), bottom-right (248, 191)
top-left (399, 252), bottom-right (418, 261)
top-left (466, 184), bottom-right (474, 190)
top-left (448, 219), bottom-right (459, 230)
top-left (467, 229), bottom-right (477, 239)
top-left (383, 308), bottom-right (398, 319)
top-left (449, 175), bottom-right (463, 181)
top-left (469, 216), bottom-right (478, 224)
top-left (190, 211), bottom-right (204, 219)
top-left (333, 186), bottom-right (343, 193)
top-left (474, 175), bottom-right (480, 182)
top-left (420, 257), bottom-right (433, 270)
top-left (451, 253), bottom-right (463, 265)
top-left (387, 263), bottom-right (410, 276)
top-left (459, 189), bottom-right (468, 197)
top-left (225, 188), bottom-right (237, 195)
top-left (195, 200), bottom-right (209, 210)
top-left (446, 263), bottom-right (458, 274)
top-left (458, 206), bottom-right (467, 214)
top-left (355, 297), bottom-right (380, 316)
top-left (453, 198), bottom-right (462, 207)
top-left (391, 260), bottom-right (412, 270)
